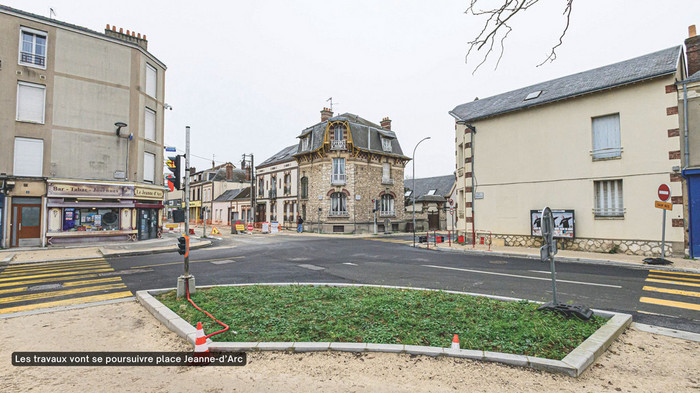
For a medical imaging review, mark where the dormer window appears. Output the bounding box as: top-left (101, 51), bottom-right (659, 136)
top-left (302, 136), bottom-right (310, 151)
top-left (381, 137), bottom-right (392, 152)
top-left (331, 124), bottom-right (347, 150)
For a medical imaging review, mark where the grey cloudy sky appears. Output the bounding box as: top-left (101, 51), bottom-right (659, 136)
top-left (7, 1), bottom-right (700, 178)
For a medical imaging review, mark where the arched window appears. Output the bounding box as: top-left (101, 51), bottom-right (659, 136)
top-left (330, 192), bottom-right (347, 215)
top-left (300, 176), bottom-right (308, 199)
top-left (381, 194), bottom-right (395, 216)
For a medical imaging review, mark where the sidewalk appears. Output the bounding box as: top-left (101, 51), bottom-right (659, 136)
top-left (0, 233), bottom-right (211, 265)
top-left (417, 239), bottom-right (700, 272)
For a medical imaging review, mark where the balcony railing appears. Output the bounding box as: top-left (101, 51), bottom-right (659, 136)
top-left (381, 177), bottom-right (394, 185)
top-left (591, 147), bottom-right (623, 160)
top-left (379, 210), bottom-right (395, 217)
top-left (331, 140), bottom-right (347, 150)
top-left (269, 190), bottom-right (277, 199)
top-left (21, 52), bottom-right (45, 67)
top-left (329, 210), bottom-right (349, 217)
top-left (331, 174), bottom-right (346, 185)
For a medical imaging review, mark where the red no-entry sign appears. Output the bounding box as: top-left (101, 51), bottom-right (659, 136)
top-left (658, 184), bottom-right (671, 202)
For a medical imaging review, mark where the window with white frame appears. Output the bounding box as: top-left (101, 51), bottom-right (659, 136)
top-left (594, 180), bottom-right (624, 217)
top-left (143, 152), bottom-right (155, 183)
top-left (381, 137), bottom-right (392, 152)
top-left (427, 189), bottom-right (437, 196)
top-left (145, 107), bottom-right (156, 141)
top-left (19, 27), bottom-right (47, 68)
top-left (330, 192), bottom-right (347, 215)
top-left (146, 63), bottom-right (157, 98)
top-left (14, 137), bottom-right (43, 177)
top-left (332, 158), bottom-right (346, 184)
top-left (17, 82), bottom-right (46, 123)
top-left (302, 136), bottom-right (310, 151)
top-left (333, 124), bottom-right (344, 141)
top-left (592, 114), bottom-right (621, 159)
top-left (381, 194), bottom-right (395, 215)
top-left (382, 163), bottom-right (391, 180)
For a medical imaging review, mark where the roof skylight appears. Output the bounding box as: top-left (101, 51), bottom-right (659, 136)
top-left (524, 90), bottom-right (542, 101)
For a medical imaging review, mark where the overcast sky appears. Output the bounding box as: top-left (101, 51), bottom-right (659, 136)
top-left (7, 1), bottom-right (700, 178)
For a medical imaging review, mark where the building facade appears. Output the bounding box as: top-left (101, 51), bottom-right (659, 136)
top-left (295, 109), bottom-right (409, 233)
top-left (0, 5), bottom-right (167, 247)
top-left (255, 145), bottom-right (299, 229)
top-left (212, 187), bottom-right (251, 226)
top-left (187, 163), bottom-right (247, 225)
top-left (405, 174), bottom-right (456, 231)
top-left (450, 46), bottom-right (687, 256)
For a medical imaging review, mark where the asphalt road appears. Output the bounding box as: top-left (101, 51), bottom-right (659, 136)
top-left (1, 234), bottom-right (698, 334)
top-left (107, 234), bottom-right (700, 333)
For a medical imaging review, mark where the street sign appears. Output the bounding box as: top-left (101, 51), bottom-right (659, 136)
top-left (449, 208), bottom-right (454, 215)
top-left (448, 199), bottom-right (454, 206)
top-left (165, 146), bottom-right (176, 152)
top-left (655, 201), bottom-right (672, 211)
top-left (658, 184), bottom-right (671, 202)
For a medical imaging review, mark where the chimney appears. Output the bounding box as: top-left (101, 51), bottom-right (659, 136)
top-left (687, 25), bottom-right (700, 77)
top-left (226, 163), bottom-right (234, 181)
top-left (320, 107), bottom-right (333, 122)
top-left (380, 117), bottom-right (392, 131)
top-left (104, 25), bottom-right (149, 51)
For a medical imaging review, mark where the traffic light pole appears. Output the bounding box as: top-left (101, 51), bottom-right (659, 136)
top-left (177, 126), bottom-right (194, 297)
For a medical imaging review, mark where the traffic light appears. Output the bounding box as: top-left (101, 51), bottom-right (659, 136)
top-left (177, 235), bottom-right (189, 257)
top-left (166, 155), bottom-right (182, 190)
top-left (372, 199), bottom-right (379, 213)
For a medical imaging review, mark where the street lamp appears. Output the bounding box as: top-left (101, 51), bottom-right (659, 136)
top-left (412, 137), bottom-right (431, 247)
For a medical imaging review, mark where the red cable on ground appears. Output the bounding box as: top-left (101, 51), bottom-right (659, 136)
top-left (185, 279), bottom-right (229, 339)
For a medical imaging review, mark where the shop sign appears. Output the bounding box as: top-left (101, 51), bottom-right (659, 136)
top-left (135, 187), bottom-right (164, 200)
top-left (47, 182), bottom-right (134, 198)
top-left (183, 201), bottom-right (202, 208)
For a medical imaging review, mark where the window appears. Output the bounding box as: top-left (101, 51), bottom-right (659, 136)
top-left (300, 176), bottom-right (308, 199)
top-left (258, 179), bottom-right (264, 196)
top-left (146, 63), bottom-right (157, 98)
top-left (404, 190), bottom-right (412, 197)
top-left (14, 137), bottom-right (43, 176)
top-left (143, 152), bottom-right (155, 183)
top-left (594, 180), bottom-right (624, 217)
top-left (592, 114), bottom-right (621, 159)
top-left (332, 158), bottom-right (346, 185)
top-left (145, 107), bottom-right (156, 141)
top-left (17, 82), bottom-right (46, 123)
top-left (427, 189), bottom-right (437, 196)
top-left (382, 163), bottom-right (394, 184)
top-left (302, 136), bottom-right (310, 151)
top-left (19, 27), bottom-right (47, 68)
top-left (381, 137), bottom-right (392, 152)
top-left (66, 208), bottom-right (120, 231)
top-left (330, 192), bottom-right (347, 215)
top-left (333, 124), bottom-right (344, 141)
top-left (380, 194), bottom-right (395, 216)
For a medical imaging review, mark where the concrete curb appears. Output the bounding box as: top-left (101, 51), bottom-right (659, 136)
top-left (416, 244), bottom-right (700, 274)
top-left (135, 283), bottom-right (633, 377)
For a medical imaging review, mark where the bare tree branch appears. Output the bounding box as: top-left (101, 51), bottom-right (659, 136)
top-left (465, 0), bottom-right (574, 73)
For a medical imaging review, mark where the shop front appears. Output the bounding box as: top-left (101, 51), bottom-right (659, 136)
top-left (135, 186), bottom-right (164, 240)
top-left (4, 178), bottom-right (47, 248)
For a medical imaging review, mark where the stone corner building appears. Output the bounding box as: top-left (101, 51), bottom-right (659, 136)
top-left (295, 109), bottom-right (410, 233)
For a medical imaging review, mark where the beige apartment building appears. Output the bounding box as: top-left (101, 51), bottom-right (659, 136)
top-left (256, 145), bottom-right (299, 229)
top-left (450, 45), bottom-right (688, 256)
top-left (0, 5), bottom-right (166, 247)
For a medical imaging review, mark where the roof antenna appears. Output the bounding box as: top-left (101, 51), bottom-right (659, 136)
top-left (326, 97), bottom-right (340, 112)
top-left (49, 7), bottom-right (56, 19)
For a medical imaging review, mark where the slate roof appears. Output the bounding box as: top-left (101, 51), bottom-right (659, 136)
top-left (685, 70), bottom-right (700, 83)
top-left (450, 46), bottom-right (682, 122)
top-left (295, 113), bottom-right (408, 159)
top-left (213, 188), bottom-right (250, 202)
top-left (405, 175), bottom-right (455, 202)
top-left (257, 145), bottom-right (298, 168)
top-left (0, 4), bottom-right (166, 68)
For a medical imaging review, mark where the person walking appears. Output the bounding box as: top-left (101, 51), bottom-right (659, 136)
top-left (296, 214), bottom-right (304, 233)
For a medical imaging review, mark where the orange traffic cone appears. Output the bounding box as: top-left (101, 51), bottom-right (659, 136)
top-left (451, 334), bottom-right (460, 350)
top-left (191, 322), bottom-right (210, 365)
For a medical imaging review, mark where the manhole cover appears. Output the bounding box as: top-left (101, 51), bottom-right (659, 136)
top-left (28, 283), bottom-right (62, 291)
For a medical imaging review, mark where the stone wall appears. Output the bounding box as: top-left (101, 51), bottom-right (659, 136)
top-left (489, 234), bottom-right (674, 257)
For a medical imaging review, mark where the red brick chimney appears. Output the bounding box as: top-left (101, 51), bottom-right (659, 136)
top-left (380, 117), bottom-right (392, 131)
top-left (321, 107), bottom-right (333, 122)
top-left (226, 163), bottom-right (234, 180)
top-left (687, 25), bottom-right (700, 77)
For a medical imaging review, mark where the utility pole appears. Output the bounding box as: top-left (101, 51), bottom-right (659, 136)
top-left (241, 153), bottom-right (255, 228)
top-left (177, 126), bottom-right (194, 296)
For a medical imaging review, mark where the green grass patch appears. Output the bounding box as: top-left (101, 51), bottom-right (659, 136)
top-left (156, 285), bottom-right (606, 360)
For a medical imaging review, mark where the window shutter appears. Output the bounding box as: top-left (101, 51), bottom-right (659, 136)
top-left (145, 108), bottom-right (156, 141)
top-left (143, 152), bottom-right (155, 183)
top-left (17, 83), bottom-right (45, 123)
top-left (592, 114), bottom-right (620, 159)
top-left (14, 137), bottom-right (44, 176)
top-left (146, 64), bottom-right (157, 98)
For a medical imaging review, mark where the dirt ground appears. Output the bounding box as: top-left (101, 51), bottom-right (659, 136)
top-left (1, 301), bottom-right (698, 392)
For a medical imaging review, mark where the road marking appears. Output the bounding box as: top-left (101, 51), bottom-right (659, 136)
top-left (0, 268), bottom-right (114, 282)
top-left (1, 258), bottom-right (105, 270)
top-left (210, 260), bottom-right (237, 265)
top-left (637, 310), bottom-right (679, 318)
top-left (642, 286), bottom-right (700, 298)
top-left (0, 283), bottom-right (126, 305)
top-left (528, 270), bottom-right (551, 274)
top-left (298, 264), bottom-right (325, 271)
top-left (645, 278), bottom-right (700, 288)
top-left (649, 270), bottom-right (700, 277)
top-left (63, 277), bottom-right (123, 287)
top-left (131, 256), bottom-right (244, 269)
top-left (0, 262), bottom-right (109, 277)
top-left (1, 260), bottom-right (107, 273)
top-left (343, 262), bottom-right (358, 266)
top-left (639, 297), bottom-right (700, 311)
top-left (0, 286), bottom-right (27, 295)
top-left (648, 274), bottom-right (700, 283)
top-left (0, 291), bottom-right (133, 315)
top-left (422, 265), bottom-right (622, 288)
top-left (0, 274), bottom-right (101, 288)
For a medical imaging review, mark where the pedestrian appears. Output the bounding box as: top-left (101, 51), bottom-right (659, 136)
top-left (297, 214), bottom-right (304, 233)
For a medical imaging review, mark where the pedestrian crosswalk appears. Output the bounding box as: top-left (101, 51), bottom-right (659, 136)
top-left (0, 258), bottom-right (132, 315)
top-left (639, 270), bottom-right (700, 313)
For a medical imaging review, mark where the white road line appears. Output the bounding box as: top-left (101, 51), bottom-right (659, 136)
top-left (343, 263), bottom-right (358, 266)
top-left (298, 264), bottom-right (325, 271)
top-left (422, 265), bottom-right (622, 288)
top-left (528, 270), bottom-right (551, 274)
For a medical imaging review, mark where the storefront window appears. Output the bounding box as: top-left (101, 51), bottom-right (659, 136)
top-left (63, 208), bottom-right (120, 231)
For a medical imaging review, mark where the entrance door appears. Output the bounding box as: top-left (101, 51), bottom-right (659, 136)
top-left (428, 212), bottom-right (440, 231)
top-left (11, 197), bottom-right (42, 247)
top-left (138, 209), bottom-right (158, 240)
top-left (688, 173), bottom-right (700, 258)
